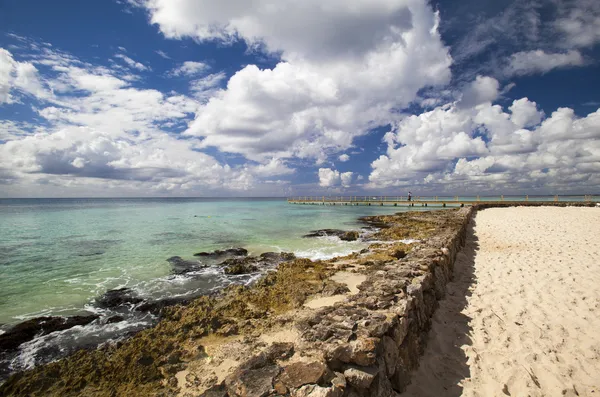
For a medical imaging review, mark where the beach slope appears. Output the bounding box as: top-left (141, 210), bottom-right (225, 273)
top-left (405, 206), bottom-right (600, 396)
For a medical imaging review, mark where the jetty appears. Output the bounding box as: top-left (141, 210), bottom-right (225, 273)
top-left (287, 195), bottom-right (597, 207)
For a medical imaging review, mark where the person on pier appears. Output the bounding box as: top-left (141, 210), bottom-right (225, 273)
top-left (407, 191), bottom-right (412, 201)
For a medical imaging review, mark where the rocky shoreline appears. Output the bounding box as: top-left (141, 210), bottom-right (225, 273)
top-left (1, 203), bottom-right (593, 396)
top-left (0, 248), bottom-right (301, 382)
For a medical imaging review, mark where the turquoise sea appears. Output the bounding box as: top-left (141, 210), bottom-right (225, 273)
top-left (0, 197), bottom-right (436, 377)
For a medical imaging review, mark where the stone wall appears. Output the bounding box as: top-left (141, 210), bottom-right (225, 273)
top-left (200, 207), bottom-right (476, 397)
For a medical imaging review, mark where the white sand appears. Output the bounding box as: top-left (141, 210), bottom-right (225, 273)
top-left (404, 207), bottom-right (600, 397)
top-left (304, 271), bottom-right (366, 309)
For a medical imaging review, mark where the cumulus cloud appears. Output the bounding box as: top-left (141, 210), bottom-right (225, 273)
top-left (318, 168), bottom-right (353, 188)
top-left (135, 0), bottom-right (452, 162)
top-left (368, 77), bottom-right (600, 193)
top-left (505, 50), bottom-right (585, 76)
top-left (0, 44), bottom-right (293, 196)
top-left (338, 154), bottom-right (350, 162)
top-left (459, 75), bottom-right (500, 108)
top-left (169, 61), bottom-right (210, 77)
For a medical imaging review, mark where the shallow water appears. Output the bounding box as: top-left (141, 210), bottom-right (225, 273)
top-left (0, 198), bottom-right (437, 325)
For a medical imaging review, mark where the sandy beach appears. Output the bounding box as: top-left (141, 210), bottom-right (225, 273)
top-left (405, 206), bottom-right (600, 396)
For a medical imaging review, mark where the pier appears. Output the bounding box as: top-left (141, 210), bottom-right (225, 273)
top-left (287, 195), bottom-right (598, 207)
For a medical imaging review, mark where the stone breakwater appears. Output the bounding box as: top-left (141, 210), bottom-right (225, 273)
top-left (1, 204), bottom-right (592, 397)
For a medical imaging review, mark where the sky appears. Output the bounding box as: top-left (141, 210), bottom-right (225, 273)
top-left (0, 0), bottom-right (599, 197)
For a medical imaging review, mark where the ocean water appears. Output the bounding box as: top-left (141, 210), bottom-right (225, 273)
top-left (0, 197), bottom-right (439, 377)
top-left (0, 198), bottom-right (372, 323)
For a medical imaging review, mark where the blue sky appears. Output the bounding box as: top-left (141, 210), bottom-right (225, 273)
top-left (1, 0), bottom-right (599, 197)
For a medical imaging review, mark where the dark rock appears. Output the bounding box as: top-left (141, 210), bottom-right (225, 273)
top-left (95, 287), bottom-right (144, 309)
top-left (259, 252), bottom-right (296, 261)
top-left (279, 361), bottom-right (332, 388)
top-left (167, 256), bottom-right (205, 275)
top-left (105, 315), bottom-right (124, 324)
top-left (136, 297), bottom-right (189, 315)
top-left (0, 315), bottom-right (99, 351)
top-left (222, 257), bottom-right (259, 275)
top-left (303, 229), bottom-right (360, 241)
top-left (340, 231), bottom-right (360, 241)
top-left (194, 248), bottom-right (248, 257)
top-left (392, 249), bottom-right (407, 259)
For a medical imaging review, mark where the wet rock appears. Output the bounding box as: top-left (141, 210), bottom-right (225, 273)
top-left (167, 256), bottom-right (205, 275)
top-left (259, 252), bottom-right (296, 261)
top-left (95, 287), bottom-right (144, 309)
top-left (105, 315), bottom-right (124, 324)
top-left (194, 248), bottom-right (248, 257)
top-left (339, 231), bottom-right (359, 242)
top-left (0, 315), bottom-right (99, 351)
top-left (303, 229), bottom-right (360, 241)
top-left (343, 366), bottom-right (377, 389)
top-left (222, 257), bottom-right (259, 275)
top-left (279, 362), bottom-right (331, 389)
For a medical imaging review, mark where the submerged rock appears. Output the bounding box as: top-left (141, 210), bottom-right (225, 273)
top-left (0, 315), bottom-right (99, 352)
top-left (303, 229), bottom-right (360, 241)
top-left (167, 256), bottom-right (206, 275)
top-left (193, 248), bottom-right (248, 257)
top-left (95, 287), bottom-right (144, 309)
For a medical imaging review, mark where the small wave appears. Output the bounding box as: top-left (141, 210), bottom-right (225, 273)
top-left (295, 248), bottom-right (358, 261)
top-left (10, 318), bottom-right (153, 372)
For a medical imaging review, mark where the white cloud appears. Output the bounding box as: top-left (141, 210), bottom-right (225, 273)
top-left (505, 50), bottom-right (585, 76)
top-left (509, 98), bottom-right (544, 128)
top-left (459, 75), bottom-right (499, 108)
top-left (0, 48), bottom-right (48, 103)
top-left (555, 0), bottom-right (600, 48)
top-left (249, 158), bottom-right (295, 177)
top-left (318, 168), bottom-right (353, 188)
top-left (189, 72), bottom-right (226, 101)
top-left (136, 0), bottom-right (451, 163)
top-left (114, 53), bottom-right (150, 71)
top-left (155, 50), bottom-right (171, 59)
top-left (338, 154), bottom-right (350, 162)
top-left (368, 76), bottom-right (600, 193)
top-left (0, 42), bottom-right (294, 197)
top-left (340, 172), bottom-right (353, 188)
top-left (169, 61), bottom-right (210, 77)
